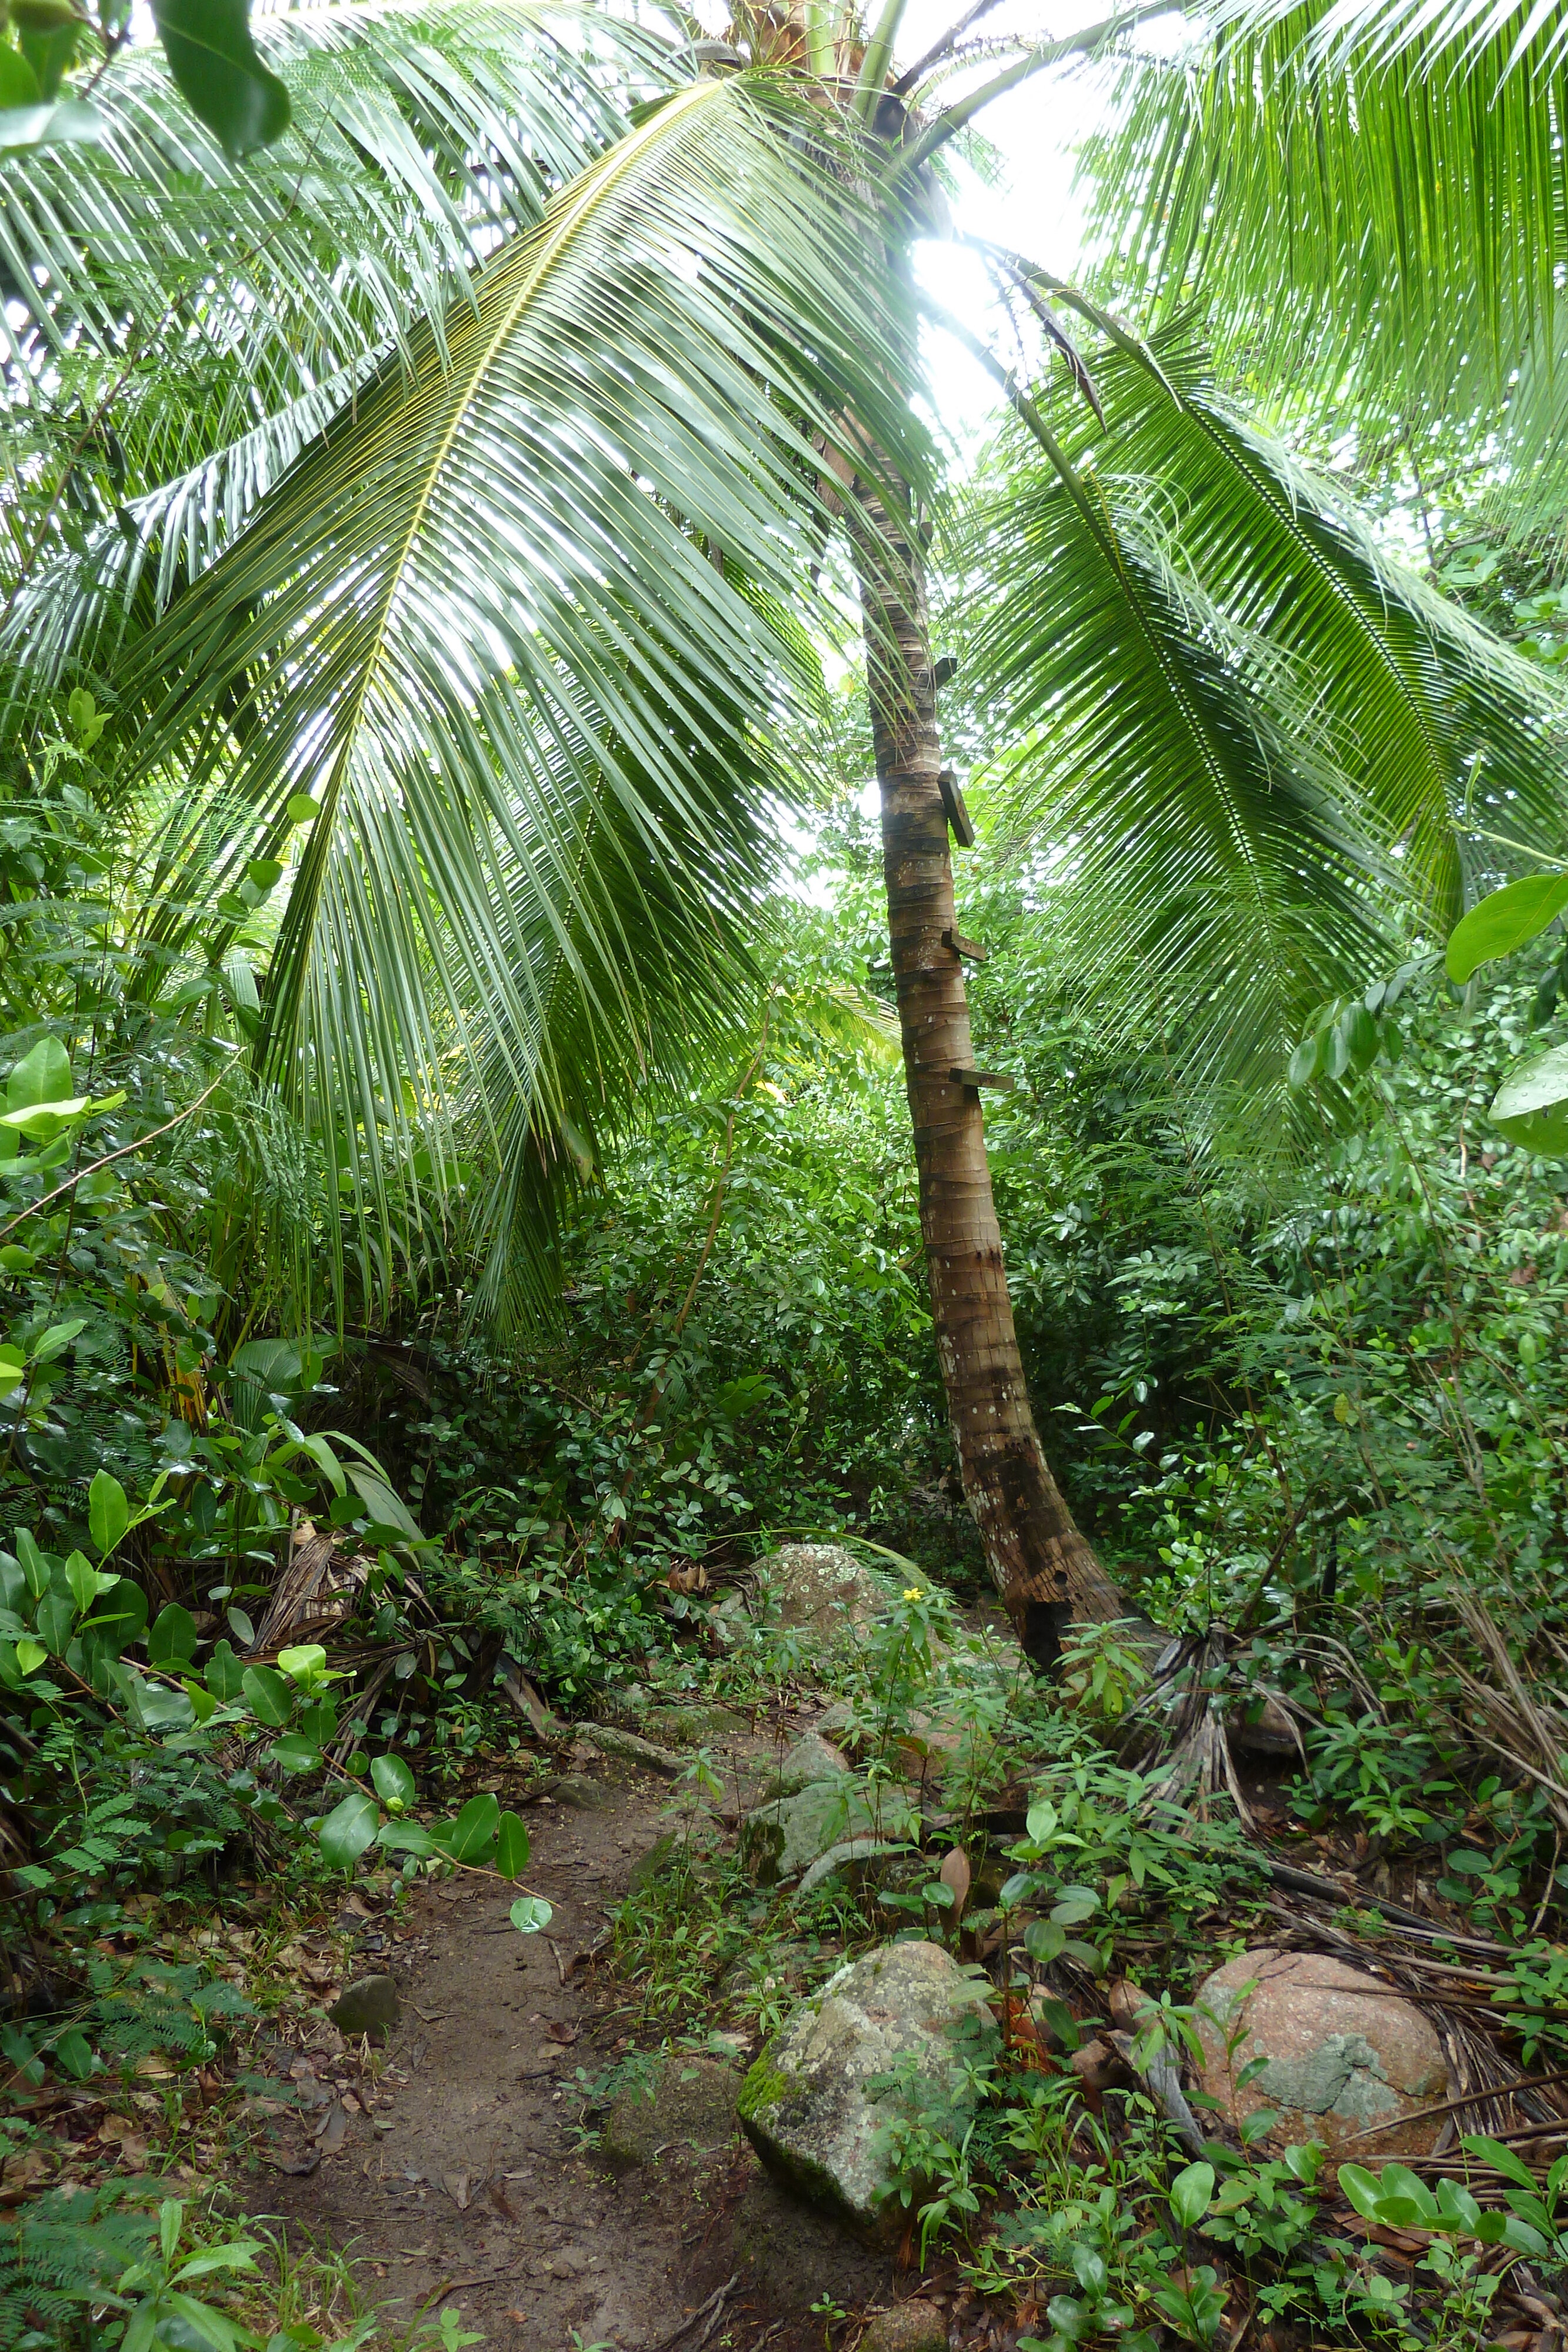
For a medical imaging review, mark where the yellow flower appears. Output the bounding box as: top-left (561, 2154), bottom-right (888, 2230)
top-left (902, 1586), bottom-right (925, 1602)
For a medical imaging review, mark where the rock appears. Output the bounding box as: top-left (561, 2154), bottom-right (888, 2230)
top-left (737, 1939), bottom-right (992, 2230)
top-left (1226, 1695), bottom-right (1305, 1759)
top-left (771, 1732), bottom-right (852, 1796)
top-left (1193, 1947), bottom-right (1449, 2157)
top-left (862, 2301), bottom-right (948, 2352)
top-left (797, 1839), bottom-right (910, 1900)
top-left (577, 1720), bottom-right (685, 1777)
top-left (1068, 2037), bottom-right (1131, 2096)
top-left (644, 1702), bottom-right (747, 1748)
top-left (551, 1772), bottom-right (608, 1810)
top-left (600, 2055), bottom-right (741, 2170)
top-left (814, 1699), bottom-right (860, 1744)
top-left (760, 1544), bottom-right (890, 1641)
top-left (626, 1830), bottom-right (680, 1899)
top-left (741, 1779), bottom-right (915, 1885)
top-left (328, 1974), bottom-right (400, 2040)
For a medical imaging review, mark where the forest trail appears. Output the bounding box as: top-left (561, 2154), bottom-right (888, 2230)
top-left (250, 1719), bottom-right (895, 2352)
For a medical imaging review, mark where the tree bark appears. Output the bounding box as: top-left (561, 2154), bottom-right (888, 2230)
top-left (851, 485), bottom-right (1124, 1664)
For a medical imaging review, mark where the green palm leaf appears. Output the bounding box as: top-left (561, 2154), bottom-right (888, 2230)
top-left (961, 328), bottom-right (1566, 1103)
top-left (1081, 0), bottom-right (1568, 470)
top-left (106, 73), bottom-right (921, 1311)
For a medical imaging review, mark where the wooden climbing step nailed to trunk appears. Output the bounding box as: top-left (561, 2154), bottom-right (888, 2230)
top-left (937, 767), bottom-right (976, 847)
top-left (950, 1066), bottom-right (1014, 1091)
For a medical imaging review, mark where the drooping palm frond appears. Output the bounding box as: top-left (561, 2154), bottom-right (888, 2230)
top-left (1, 0), bottom-right (676, 640)
top-left (94, 73), bottom-right (924, 1315)
top-left (1079, 0), bottom-right (1568, 478)
top-left (959, 328), bottom-right (1567, 1107)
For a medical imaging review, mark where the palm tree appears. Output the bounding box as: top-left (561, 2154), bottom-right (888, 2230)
top-left (5, 0), bottom-right (1564, 1659)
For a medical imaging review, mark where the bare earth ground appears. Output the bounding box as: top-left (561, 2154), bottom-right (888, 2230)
top-left (243, 1723), bottom-right (898, 2352)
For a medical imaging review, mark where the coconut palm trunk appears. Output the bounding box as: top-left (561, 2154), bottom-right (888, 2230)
top-left (851, 487), bottom-right (1125, 1660)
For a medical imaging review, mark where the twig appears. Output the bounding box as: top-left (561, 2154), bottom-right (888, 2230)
top-left (637, 2276), bottom-right (740, 2352)
top-left (1338, 2067), bottom-right (1568, 2146)
top-left (0, 1061), bottom-right (235, 1245)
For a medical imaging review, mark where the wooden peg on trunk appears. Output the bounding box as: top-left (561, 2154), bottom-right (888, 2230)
top-left (937, 768), bottom-right (975, 847)
top-left (941, 927), bottom-right (987, 963)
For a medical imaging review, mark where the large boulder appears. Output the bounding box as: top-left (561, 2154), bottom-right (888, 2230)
top-left (1193, 1947), bottom-right (1449, 2158)
top-left (770, 1732), bottom-right (852, 1797)
top-left (741, 1779), bottom-right (915, 1885)
top-left (760, 1544), bottom-right (890, 1641)
top-left (737, 1940), bottom-right (992, 2230)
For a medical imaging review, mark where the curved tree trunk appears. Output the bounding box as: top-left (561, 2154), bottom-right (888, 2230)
top-left (850, 485), bottom-right (1124, 1665)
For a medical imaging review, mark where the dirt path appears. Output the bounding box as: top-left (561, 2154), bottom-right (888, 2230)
top-left (250, 1729), bottom-right (895, 2352)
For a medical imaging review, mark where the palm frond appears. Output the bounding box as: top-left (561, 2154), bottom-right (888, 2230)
top-left (103, 74), bottom-right (924, 1316)
top-left (1, 0), bottom-right (677, 639)
top-left (1079, 0), bottom-right (1568, 463)
top-left (959, 328), bottom-right (1568, 1106)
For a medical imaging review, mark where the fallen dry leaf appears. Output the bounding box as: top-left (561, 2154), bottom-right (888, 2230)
top-left (313, 2102), bottom-right (347, 2154)
top-left (271, 2149), bottom-right (320, 2177)
top-left (544, 2022), bottom-right (579, 2046)
top-left (442, 2171), bottom-right (470, 2210)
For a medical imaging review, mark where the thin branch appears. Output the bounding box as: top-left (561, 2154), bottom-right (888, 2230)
top-left (897, 1), bottom-right (1182, 173)
top-left (0, 1058), bottom-right (236, 1247)
top-left (890, 0), bottom-right (1008, 97)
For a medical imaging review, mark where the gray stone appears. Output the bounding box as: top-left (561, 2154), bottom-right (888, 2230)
top-left (626, 1830), bottom-right (680, 1899)
top-left (551, 1772), bottom-right (608, 1810)
top-left (737, 1940), bottom-right (993, 2230)
top-left (328, 1973), bottom-right (400, 2039)
top-left (862, 2301), bottom-right (948, 2352)
top-left (600, 2054), bottom-right (741, 2170)
top-left (741, 1779), bottom-right (915, 1885)
top-left (1193, 1947), bottom-right (1449, 2157)
top-left (796, 1839), bottom-right (910, 1900)
top-left (644, 1702), bottom-right (747, 1748)
top-left (771, 1732), bottom-right (852, 1796)
top-left (760, 1544), bottom-right (891, 1641)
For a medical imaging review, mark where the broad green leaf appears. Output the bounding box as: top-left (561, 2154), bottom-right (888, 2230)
top-left (376, 1820), bottom-right (437, 1856)
top-left (240, 1663), bottom-right (293, 1726)
top-left (277, 1642), bottom-right (328, 1683)
top-left (446, 1791), bottom-right (500, 1863)
top-left (1169, 2162), bottom-right (1215, 2227)
top-left (15, 1638), bottom-right (45, 1675)
top-left (286, 796), bottom-right (320, 824)
top-left (63, 1551), bottom-right (98, 1614)
top-left (1460, 2135), bottom-right (1542, 2192)
top-left (510, 1895), bottom-right (553, 1935)
top-left (318, 1789), bottom-right (379, 1869)
top-left (205, 1638), bottom-right (245, 1701)
top-left (151, 0), bottom-right (291, 158)
top-left (0, 1348), bottom-right (26, 1397)
top-left (35, 1588), bottom-right (74, 1653)
top-left (268, 1733), bottom-right (322, 1773)
top-left (0, 45), bottom-right (41, 106)
top-left (32, 1319), bottom-right (86, 1363)
top-left (1337, 2163), bottom-right (1384, 2222)
top-left (370, 1755), bottom-right (415, 1808)
top-left (299, 1702), bottom-right (338, 1746)
top-left (1446, 874), bottom-right (1568, 983)
top-left (183, 1679), bottom-right (218, 1723)
top-left (16, 1531), bottom-right (49, 1598)
top-left (1049, 1889), bottom-right (1100, 1925)
top-left (1490, 1047), bottom-right (1568, 1155)
top-left (149, 1603), bottom-right (199, 1667)
top-left (51, 2027), bottom-right (95, 2081)
top-left (88, 1576), bottom-right (147, 1653)
top-left (1023, 1919), bottom-right (1065, 1964)
top-left (89, 1469), bottom-right (131, 1558)
top-left (5, 1035), bottom-right (71, 1111)
top-left (495, 1812), bottom-right (530, 1879)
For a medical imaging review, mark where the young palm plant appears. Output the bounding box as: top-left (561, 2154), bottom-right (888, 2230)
top-left (5, 0), bottom-right (1565, 1658)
